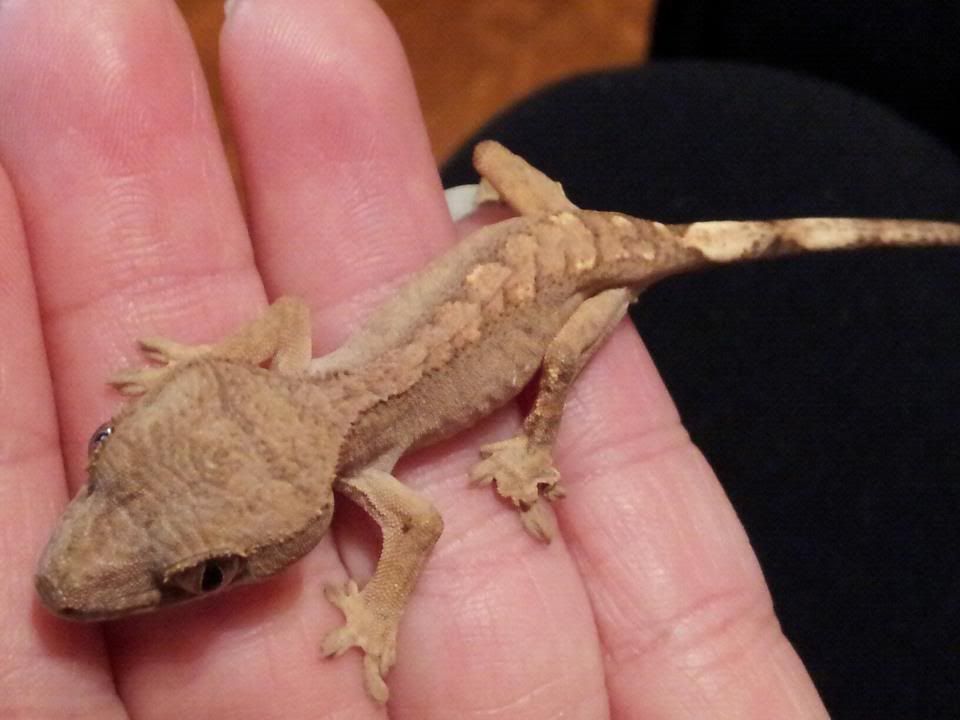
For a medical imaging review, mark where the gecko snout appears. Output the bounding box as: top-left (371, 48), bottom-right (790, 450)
top-left (34, 558), bottom-right (161, 621)
top-left (34, 572), bottom-right (83, 619)
top-left (35, 491), bottom-right (163, 621)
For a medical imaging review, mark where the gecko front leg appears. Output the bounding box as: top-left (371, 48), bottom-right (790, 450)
top-left (111, 297), bottom-right (312, 394)
top-left (471, 287), bottom-right (634, 540)
top-left (322, 469), bottom-right (443, 703)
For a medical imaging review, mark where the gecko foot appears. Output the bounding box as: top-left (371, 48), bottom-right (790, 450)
top-left (470, 435), bottom-right (565, 541)
top-left (110, 337), bottom-right (212, 395)
top-left (322, 580), bottom-right (397, 703)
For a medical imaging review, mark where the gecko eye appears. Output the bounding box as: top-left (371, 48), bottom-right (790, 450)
top-left (87, 422), bottom-right (113, 456)
top-left (166, 556), bottom-right (243, 596)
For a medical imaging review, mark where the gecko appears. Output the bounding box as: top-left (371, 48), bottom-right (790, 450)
top-left (35, 141), bottom-right (960, 702)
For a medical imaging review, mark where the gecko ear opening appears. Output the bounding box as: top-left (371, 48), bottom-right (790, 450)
top-left (165, 555), bottom-right (244, 596)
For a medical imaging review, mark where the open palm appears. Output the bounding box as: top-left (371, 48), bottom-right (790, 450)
top-left (0, 1), bottom-right (828, 717)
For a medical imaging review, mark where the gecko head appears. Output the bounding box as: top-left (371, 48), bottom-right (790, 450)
top-left (36, 360), bottom-right (336, 621)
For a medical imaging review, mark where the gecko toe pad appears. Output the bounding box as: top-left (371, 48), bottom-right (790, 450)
top-left (470, 435), bottom-right (564, 541)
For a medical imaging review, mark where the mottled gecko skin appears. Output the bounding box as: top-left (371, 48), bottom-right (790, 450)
top-left (338, 211), bottom-right (695, 465)
top-left (35, 142), bottom-right (960, 702)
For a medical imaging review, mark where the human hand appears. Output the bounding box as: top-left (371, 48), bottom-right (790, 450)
top-left (0, 0), bottom-right (828, 716)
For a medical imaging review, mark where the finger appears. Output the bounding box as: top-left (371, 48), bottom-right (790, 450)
top-left (555, 325), bottom-right (829, 717)
top-left (221, 0), bottom-right (455, 347)
top-left (0, 169), bottom-right (126, 717)
top-left (221, 2), bottom-right (608, 714)
top-left (0, 0), bottom-right (262, 490)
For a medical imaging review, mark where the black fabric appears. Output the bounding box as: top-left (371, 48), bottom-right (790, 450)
top-left (651, 0), bottom-right (960, 156)
top-left (441, 64), bottom-right (960, 719)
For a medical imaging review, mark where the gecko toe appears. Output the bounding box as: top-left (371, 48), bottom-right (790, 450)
top-left (520, 501), bottom-right (557, 542)
top-left (468, 460), bottom-right (496, 487)
top-left (321, 625), bottom-right (355, 658)
top-left (323, 579), bottom-right (360, 608)
top-left (322, 578), bottom-right (399, 703)
top-left (363, 654), bottom-right (390, 703)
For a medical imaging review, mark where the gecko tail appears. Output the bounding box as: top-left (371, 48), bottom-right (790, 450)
top-left (669, 218), bottom-right (960, 263)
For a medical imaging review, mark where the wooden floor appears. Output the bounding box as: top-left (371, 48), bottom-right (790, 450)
top-left (177, 0), bottom-right (656, 162)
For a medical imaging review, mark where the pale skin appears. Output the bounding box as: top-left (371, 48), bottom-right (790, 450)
top-left (3, 1), bottom-right (956, 718)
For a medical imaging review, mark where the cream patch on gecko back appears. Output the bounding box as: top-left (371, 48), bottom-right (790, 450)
top-left (534, 220), bottom-right (575, 277)
top-left (551, 212), bottom-right (597, 272)
top-left (533, 212), bottom-right (598, 278)
top-left (359, 300), bottom-right (481, 396)
top-left (465, 262), bottom-right (511, 315)
top-left (434, 301), bottom-right (483, 349)
top-left (594, 221), bottom-right (632, 263)
top-left (502, 233), bottom-right (539, 303)
top-left (580, 211), bottom-right (658, 264)
top-left (398, 300), bottom-right (484, 372)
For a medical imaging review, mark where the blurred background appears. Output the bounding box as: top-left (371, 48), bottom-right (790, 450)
top-left (175, 0), bottom-right (959, 170)
top-left (175, 0), bottom-right (656, 162)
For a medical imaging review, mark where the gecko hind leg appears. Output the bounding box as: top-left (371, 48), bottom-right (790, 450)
top-left (322, 468), bottom-right (443, 703)
top-left (111, 297), bottom-right (312, 395)
top-left (472, 140), bottom-right (578, 216)
top-left (470, 287), bottom-right (634, 541)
